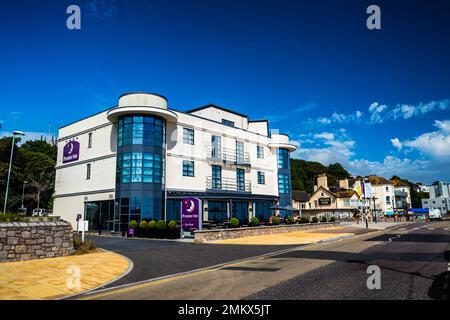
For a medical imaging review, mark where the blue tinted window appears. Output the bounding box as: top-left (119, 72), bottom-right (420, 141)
top-left (183, 160), bottom-right (194, 177)
top-left (257, 171), bottom-right (265, 184)
top-left (117, 115), bottom-right (165, 147)
top-left (118, 152), bottom-right (163, 184)
top-left (183, 128), bottom-right (194, 145)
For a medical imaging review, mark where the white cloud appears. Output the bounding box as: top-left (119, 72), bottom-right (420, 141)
top-left (313, 132), bottom-right (334, 140)
top-left (434, 120), bottom-right (450, 133)
top-left (292, 130), bottom-right (355, 165)
top-left (292, 122), bottom-right (449, 182)
top-left (348, 156), bottom-right (431, 181)
top-left (400, 120), bottom-right (450, 160)
top-left (306, 98), bottom-right (450, 127)
top-left (391, 138), bottom-right (403, 151)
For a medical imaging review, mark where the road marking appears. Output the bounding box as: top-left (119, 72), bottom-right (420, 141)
top-left (428, 228), bottom-right (435, 230)
top-left (444, 228), bottom-right (449, 231)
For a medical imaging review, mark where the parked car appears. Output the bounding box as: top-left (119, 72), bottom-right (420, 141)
top-left (32, 208), bottom-right (53, 217)
top-left (428, 209), bottom-right (442, 221)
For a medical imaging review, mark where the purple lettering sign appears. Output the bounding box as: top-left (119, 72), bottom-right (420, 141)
top-left (63, 141), bottom-right (80, 164)
top-left (181, 197), bottom-right (201, 230)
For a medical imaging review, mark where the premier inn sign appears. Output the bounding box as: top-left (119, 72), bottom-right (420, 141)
top-left (63, 140), bottom-right (80, 164)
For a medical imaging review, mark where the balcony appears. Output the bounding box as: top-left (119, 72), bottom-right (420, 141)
top-left (206, 176), bottom-right (251, 193)
top-left (205, 146), bottom-right (251, 167)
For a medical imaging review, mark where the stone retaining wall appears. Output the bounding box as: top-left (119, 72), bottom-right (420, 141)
top-left (194, 222), bottom-right (340, 243)
top-left (0, 221), bottom-right (74, 262)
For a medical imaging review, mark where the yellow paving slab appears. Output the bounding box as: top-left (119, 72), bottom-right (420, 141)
top-left (210, 228), bottom-right (354, 245)
top-left (0, 250), bottom-right (130, 300)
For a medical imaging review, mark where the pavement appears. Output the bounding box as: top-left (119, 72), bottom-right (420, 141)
top-left (78, 220), bottom-right (450, 300)
top-left (0, 250), bottom-right (130, 300)
top-left (341, 221), bottom-right (412, 230)
top-left (209, 227), bottom-right (354, 245)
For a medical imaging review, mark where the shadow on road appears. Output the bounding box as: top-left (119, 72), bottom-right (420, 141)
top-left (274, 249), bottom-right (441, 263)
top-left (365, 233), bottom-right (450, 243)
top-left (428, 250), bottom-right (450, 300)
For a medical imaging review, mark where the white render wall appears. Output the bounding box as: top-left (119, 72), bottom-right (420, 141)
top-left (371, 184), bottom-right (395, 215)
top-left (166, 111), bottom-right (278, 195)
top-left (54, 109), bottom-right (117, 226)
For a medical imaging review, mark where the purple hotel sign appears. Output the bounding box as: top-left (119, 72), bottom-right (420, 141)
top-left (63, 141), bottom-right (80, 164)
top-left (181, 197), bottom-right (201, 230)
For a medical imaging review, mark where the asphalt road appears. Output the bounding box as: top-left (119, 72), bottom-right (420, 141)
top-left (87, 236), bottom-right (296, 287)
top-left (80, 220), bottom-right (450, 300)
top-left (246, 220), bottom-right (450, 300)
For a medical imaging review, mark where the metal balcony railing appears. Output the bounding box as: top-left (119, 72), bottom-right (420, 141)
top-left (206, 176), bottom-right (251, 192)
top-left (205, 146), bottom-right (251, 167)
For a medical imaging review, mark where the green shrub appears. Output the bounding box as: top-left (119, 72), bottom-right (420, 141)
top-left (129, 220), bottom-right (138, 228)
top-left (311, 217), bottom-right (318, 223)
top-left (320, 216), bottom-right (328, 223)
top-left (272, 216), bottom-right (280, 225)
top-left (148, 220), bottom-right (156, 229)
top-left (299, 217), bottom-right (309, 224)
top-left (0, 213), bottom-right (28, 222)
top-left (156, 220), bottom-right (167, 229)
top-left (168, 220), bottom-right (177, 230)
top-left (330, 216), bottom-right (336, 222)
top-left (229, 217), bottom-right (240, 228)
top-left (139, 220), bottom-right (148, 229)
top-left (250, 216), bottom-right (260, 226)
top-left (286, 215), bottom-right (295, 224)
top-left (73, 238), bottom-right (96, 255)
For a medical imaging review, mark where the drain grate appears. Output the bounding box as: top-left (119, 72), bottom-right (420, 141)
top-left (220, 266), bottom-right (281, 272)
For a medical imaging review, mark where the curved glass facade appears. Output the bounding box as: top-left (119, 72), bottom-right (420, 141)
top-left (115, 114), bottom-right (166, 231)
top-left (277, 148), bottom-right (292, 217)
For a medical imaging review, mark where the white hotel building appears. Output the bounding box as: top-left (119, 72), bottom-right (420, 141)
top-left (53, 93), bottom-right (297, 231)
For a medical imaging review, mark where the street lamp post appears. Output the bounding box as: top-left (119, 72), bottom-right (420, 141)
top-left (21, 180), bottom-right (28, 209)
top-left (3, 131), bottom-right (25, 214)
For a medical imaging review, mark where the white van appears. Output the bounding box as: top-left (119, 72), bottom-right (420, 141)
top-left (32, 209), bottom-right (53, 217)
top-left (428, 209), bottom-right (442, 221)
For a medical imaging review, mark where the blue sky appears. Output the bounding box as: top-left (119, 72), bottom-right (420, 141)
top-left (0, 0), bottom-right (449, 183)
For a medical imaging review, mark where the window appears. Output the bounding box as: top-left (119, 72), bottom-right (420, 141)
top-left (183, 128), bottom-right (194, 145)
top-left (86, 163), bottom-right (91, 180)
top-left (257, 171), bottom-right (265, 184)
top-left (222, 119), bottom-right (234, 127)
top-left (237, 168), bottom-right (245, 191)
top-left (278, 148), bottom-right (289, 169)
top-left (236, 141), bottom-right (244, 164)
top-left (278, 172), bottom-right (290, 194)
top-left (117, 115), bottom-right (165, 147)
top-left (212, 165), bottom-right (222, 189)
top-left (117, 152), bottom-right (163, 184)
top-left (211, 135), bottom-right (221, 158)
top-left (386, 186), bottom-right (389, 192)
top-left (183, 160), bottom-right (194, 177)
top-left (257, 145), bottom-right (264, 159)
top-left (88, 132), bottom-right (93, 148)
top-left (386, 196), bottom-right (391, 205)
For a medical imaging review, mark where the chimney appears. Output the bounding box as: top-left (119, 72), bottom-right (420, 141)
top-left (317, 174), bottom-right (328, 190)
top-left (339, 179), bottom-right (349, 189)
